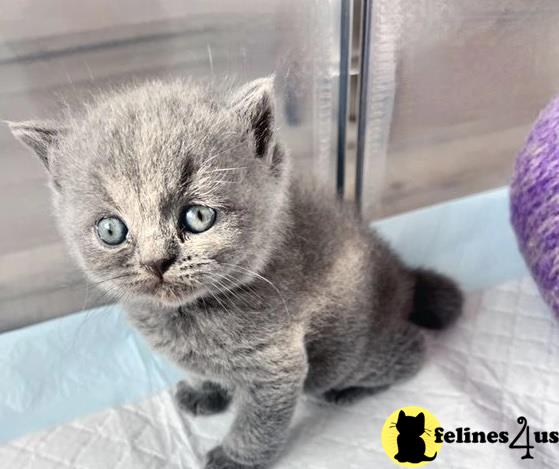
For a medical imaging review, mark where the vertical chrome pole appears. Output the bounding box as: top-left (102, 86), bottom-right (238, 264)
top-left (355, 0), bottom-right (372, 212)
top-left (336, 0), bottom-right (353, 198)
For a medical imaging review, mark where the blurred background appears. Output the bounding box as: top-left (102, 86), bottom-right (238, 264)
top-left (2, 0), bottom-right (559, 330)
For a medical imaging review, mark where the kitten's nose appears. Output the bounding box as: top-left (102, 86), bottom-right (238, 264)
top-left (143, 255), bottom-right (176, 278)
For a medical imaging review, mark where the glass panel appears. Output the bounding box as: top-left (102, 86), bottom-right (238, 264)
top-left (0, 0), bottom-right (342, 330)
top-left (360, 0), bottom-right (559, 219)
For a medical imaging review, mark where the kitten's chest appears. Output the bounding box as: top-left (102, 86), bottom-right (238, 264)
top-left (127, 303), bottom-right (273, 377)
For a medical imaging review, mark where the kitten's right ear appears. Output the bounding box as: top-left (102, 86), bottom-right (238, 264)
top-left (398, 410), bottom-right (406, 419)
top-left (7, 120), bottom-right (65, 170)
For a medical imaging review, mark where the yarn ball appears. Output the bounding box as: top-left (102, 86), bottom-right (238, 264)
top-left (511, 96), bottom-right (559, 315)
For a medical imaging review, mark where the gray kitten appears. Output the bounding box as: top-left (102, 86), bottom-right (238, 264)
top-left (9, 77), bottom-right (462, 469)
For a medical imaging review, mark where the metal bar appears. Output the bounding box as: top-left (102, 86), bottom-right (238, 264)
top-left (355, 0), bottom-right (372, 212)
top-left (336, 0), bottom-right (352, 198)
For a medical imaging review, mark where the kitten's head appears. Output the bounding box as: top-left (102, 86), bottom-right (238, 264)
top-left (10, 77), bottom-right (290, 306)
top-left (396, 410), bottom-right (426, 437)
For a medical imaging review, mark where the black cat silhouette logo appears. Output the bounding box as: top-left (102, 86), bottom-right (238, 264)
top-left (394, 410), bottom-right (437, 463)
top-left (381, 406), bottom-right (443, 467)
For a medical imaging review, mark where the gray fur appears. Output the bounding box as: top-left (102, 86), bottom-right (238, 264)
top-left (176, 380), bottom-right (232, 416)
top-left (10, 77), bottom-right (462, 469)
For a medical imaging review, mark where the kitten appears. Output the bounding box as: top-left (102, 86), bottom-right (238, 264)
top-left (9, 77), bottom-right (462, 469)
top-left (394, 410), bottom-right (437, 463)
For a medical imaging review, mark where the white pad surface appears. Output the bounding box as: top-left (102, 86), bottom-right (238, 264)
top-left (2, 276), bottom-right (558, 468)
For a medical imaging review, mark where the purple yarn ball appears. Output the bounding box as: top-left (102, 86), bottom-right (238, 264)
top-left (511, 97), bottom-right (559, 315)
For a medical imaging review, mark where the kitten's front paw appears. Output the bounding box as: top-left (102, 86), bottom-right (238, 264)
top-left (175, 380), bottom-right (231, 416)
top-left (205, 446), bottom-right (263, 469)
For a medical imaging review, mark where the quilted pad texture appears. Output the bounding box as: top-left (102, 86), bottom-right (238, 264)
top-left (1, 275), bottom-right (558, 468)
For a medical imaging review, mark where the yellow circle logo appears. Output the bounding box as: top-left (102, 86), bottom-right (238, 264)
top-left (381, 406), bottom-right (442, 466)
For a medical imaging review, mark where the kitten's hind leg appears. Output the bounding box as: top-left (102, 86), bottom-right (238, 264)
top-left (322, 326), bottom-right (425, 406)
top-left (323, 385), bottom-right (389, 405)
top-left (175, 380), bottom-right (232, 416)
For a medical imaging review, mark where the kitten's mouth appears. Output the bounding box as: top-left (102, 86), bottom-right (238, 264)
top-left (149, 279), bottom-right (178, 295)
top-left (143, 278), bottom-right (197, 306)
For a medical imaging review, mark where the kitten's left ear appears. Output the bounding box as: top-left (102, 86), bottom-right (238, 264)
top-left (230, 76), bottom-right (276, 160)
top-left (7, 120), bottom-right (65, 170)
top-left (417, 412), bottom-right (425, 425)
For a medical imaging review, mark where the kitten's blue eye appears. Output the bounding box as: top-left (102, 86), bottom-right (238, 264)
top-left (96, 216), bottom-right (128, 245)
top-left (183, 205), bottom-right (216, 233)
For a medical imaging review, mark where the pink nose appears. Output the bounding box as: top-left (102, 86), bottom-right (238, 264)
top-left (142, 256), bottom-right (176, 278)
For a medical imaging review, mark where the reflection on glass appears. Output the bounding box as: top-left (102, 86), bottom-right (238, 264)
top-left (360, 0), bottom-right (559, 219)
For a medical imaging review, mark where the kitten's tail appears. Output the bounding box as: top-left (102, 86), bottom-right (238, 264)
top-left (409, 268), bottom-right (463, 330)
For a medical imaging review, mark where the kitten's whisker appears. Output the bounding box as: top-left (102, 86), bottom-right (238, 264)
top-left (203, 275), bottom-right (255, 317)
top-left (76, 273), bottom-right (132, 320)
top-left (202, 271), bottom-right (264, 310)
top-left (166, 285), bottom-right (181, 304)
top-left (211, 180), bottom-right (238, 185)
top-left (224, 266), bottom-right (288, 316)
top-left (70, 280), bottom-right (129, 352)
top-left (203, 277), bottom-right (247, 314)
top-left (205, 274), bottom-right (238, 299)
top-left (179, 260), bottom-right (211, 267)
top-left (206, 167), bottom-right (246, 173)
top-left (88, 272), bottom-right (134, 289)
top-left (219, 263), bottom-right (291, 319)
top-left (204, 280), bottom-right (235, 314)
top-left (207, 271), bottom-right (263, 306)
